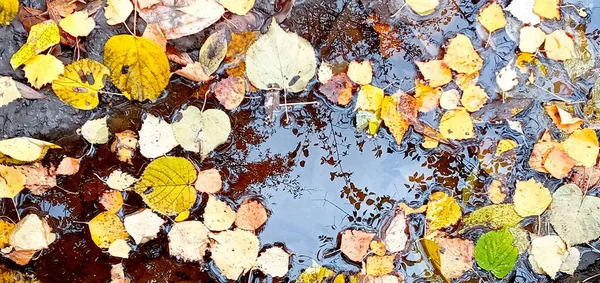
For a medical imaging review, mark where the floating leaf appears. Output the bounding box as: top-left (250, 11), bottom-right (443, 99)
top-left (297, 261), bottom-right (335, 283)
top-left (460, 85), bottom-right (488, 112)
top-left (10, 20), bottom-right (60, 68)
top-left (340, 229), bottom-right (375, 262)
top-left (9, 214), bottom-right (55, 251)
top-left (215, 76), bottom-right (245, 110)
top-left (317, 62), bottom-right (333, 83)
top-left (135, 156), bottom-right (198, 215)
top-left (0, 137), bottom-right (60, 163)
top-left (80, 117), bottom-right (109, 145)
top-left (0, 219), bottom-right (15, 248)
top-left (210, 229), bottom-right (260, 280)
top-left (124, 209), bottom-right (165, 244)
top-left (513, 179), bottom-right (551, 217)
top-left (0, 165), bottom-right (25, 198)
top-left (416, 60), bottom-right (452, 88)
top-left (549, 184), bottom-right (600, 246)
top-left (487, 180), bottom-right (506, 204)
top-left (383, 208), bottom-right (408, 253)
top-left (199, 30), bottom-right (228, 75)
top-left (195, 169), bottom-right (222, 194)
top-left (52, 59), bottom-right (109, 110)
top-left (505, 0), bottom-right (540, 25)
top-left (478, 2), bottom-right (506, 33)
top-left (475, 229), bottom-right (518, 278)
top-left (106, 170), bottom-right (137, 191)
top-left (203, 195), bottom-right (236, 231)
top-left (440, 89), bottom-right (460, 110)
top-left (88, 211), bottom-right (129, 249)
top-left (198, 109), bottom-right (231, 156)
top-left (347, 60), bottom-right (373, 85)
top-left (319, 73), bottom-right (353, 106)
top-left (561, 128), bottom-right (599, 168)
top-left (426, 192), bottom-right (461, 230)
top-left (365, 254), bottom-right (396, 276)
top-left (246, 21), bottom-right (316, 93)
top-left (219, 0), bottom-right (254, 15)
top-left (0, 0), bottom-right (18, 26)
top-left (496, 63), bottom-right (519, 92)
top-left (256, 246), bottom-right (290, 277)
top-left (405, 0), bottom-right (439, 16)
top-left (436, 237), bottom-right (475, 279)
top-left (533, 0), bottom-right (560, 20)
top-left (462, 204), bottom-right (523, 230)
top-left (545, 30), bottom-right (575, 62)
top-left (381, 94), bottom-right (410, 145)
top-left (55, 157), bottom-right (80, 176)
top-left (544, 105), bottom-right (583, 133)
top-left (99, 190), bottom-right (123, 213)
top-left (443, 34), bottom-right (483, 75)
top-left (104, 35), bottom-right (169, 101)
top-left (23, 54), bottom-right (64, 89)
top-left (528, 235), bottom-right (568, 279)
top-left (439, 108), bottom-right (475, 140)
top-left (168, 221), bottom-right (210, 262)
top-left (519, 26), bottom-right (545, 53)
top-left (139, 114), bottom-right (178, 158)
top-left (235, 199), bottom-right (268, 232)
top-left (108, 239), bottom-right (131, 258)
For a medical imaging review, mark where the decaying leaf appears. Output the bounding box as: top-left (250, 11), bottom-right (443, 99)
top-left (435, 237), bottom-right (475, 279)
top-left (544, 105), bottom-right (583, 133)
top-left (52, 59), bottom-right (109, 110)
top-left (439, 108), bottom-right (475, 140)
top-left (460, 85), bottom-right (488, 112)
top-left (199, 30), bottom-right (228, 75)
top-left (383, 208), bottom-right (408, 253)
top-left (106, 170), bottom-right (137, 191)
top-left (80, 117), bottom-right (109, 145)
top-left (17, 163), bottom-right (57, 195)
top-left (405, 0), bottom-right (439, 16)
top-left (203, 195), bottom-right (236, 231)
top-left (477, 2), bottom-right (506, 33)
top-left (440, 89), bottom-right (460, 110)
top-left (173, 62), bottom-right (212, 82)
top-left (56, 157), bottom-right (80, 176)
top-left (544, 30), bottom-right (575, 62)
top-left (561, 128), bottom-right (599, 168)
top-left (210, 229), bottom-right (260, 280)
top-left (319, 73), bottom-right (353, 106)
top-left (256, 246), bottom-right (290, 277)
top-left (462, 204), bottom-right (523, 230)
top-left (549, 184), bottom-right (600, 246)
top-left (513, 179), bottom-right (551, 217)
top-left (10, 20), bottom-right (60, 69)
top-left (475, 229), bottom-right (518, 278)
top-left (317, 63), bottom-right (333, 84)
top-left (88, 211), bottom-right (129, 249)
top-left (347, 60), bottom-right (373, 85)
top-left (487, 180), bottom-right (506, 204)
top-left (415, 80), bottom-right (441, 113)
top-left (195, 169), bottom-right (222, 194)
top-left (443, 34), bottom-right (483, 75)
top-left (235, 199), bottom-right (268, 232)
top-left (104, 0), bottom-right (133, 25)
top-left (23, 54), bottom-right (64, 89)
top-left (99, 190), bottom-right (123, 213)
top-left (339, 229), bottom-right (375, 262)
top-left (215, 76), bottom-right (245, 110)
top-left (124, 209), bottom-right (165, 244)
top-left (10, 214), bottom-right (55, 251)
top-left (416, 60), bottom-right (452, 88)
top-left (426, 192), bottom-right (461, 230)
top-left (528, 235), bottom-right (568, 279)
top-left (139, 114), bottom-right (178, 158)
top-left (0, 137), bottom-right (59, 163)
top-left (110, 130), bottom-right (138, 164)
top-left (168, 221), bottom-right (210, 262)
top-left (365, 253), bottom-right (396, 276)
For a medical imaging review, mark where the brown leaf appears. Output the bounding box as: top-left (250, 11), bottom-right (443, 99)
top-left (339, 229), bottom-right (375, 262)
top-left (110, 130), bottom-right (138, 164)
top-left (543, 146), bottom-right (577, 179)
top-left (235, 199), bottom-right (268, 232)
top-left (319, 73), bottom-right (354, 106)
top-left (15, 81), bottom-right (47, 100)
top-left (18, 7), bottom-right (48, 32)
top-left (529, 130), bottom-right (555, 174)
top-left (569, 166), bottom-right (600, 191)
top-left (17, 163), bottom-right (56, 195)
top-left (195, 169), bottom-right (222, 194)
top-left (142, 23), bottom-right (167, 51)
top-left (471, 98), bottom-right (533, 122)
top-left (435, 237), bottom-right (474, 279)
top-left (215, 77), bottom-right (246, 110)
top-left (56, 157), bottom-right (80, 176)
top-left (8, 250), bottom-right (36, 266)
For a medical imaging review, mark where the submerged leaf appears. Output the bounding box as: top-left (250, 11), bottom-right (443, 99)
top-left (462, 204), bottom-right (523, 230)
top-left (426, 192), bottom-right (461, 230)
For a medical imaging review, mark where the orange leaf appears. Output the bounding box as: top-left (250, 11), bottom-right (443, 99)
top-left (235, 199), bottom-right (268, 232)
top-left (339, 229), bottom-right (375, 262)
top-left (194, 168), bottom-right (222, 194)
top-left (215, 76), bottom-right (246, 110)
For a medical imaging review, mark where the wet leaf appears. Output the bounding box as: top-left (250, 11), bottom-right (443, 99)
top-left (405, 0), bottom-right (439, 16)
top-left (365, 254), bottom-right (396, 276)
top-left (564, 32), bottom-right (595, 79)
top-left (545, 30), bottom-right (574, 62)
top-left (17, 163), bottom-right (56, 195)
top-left (319, 73), bottom-right (353, 106)
top-left (381, 94), bottom-right (410, 145)
top-left (370, 240), bottom-right (387, 256)
top-left (10, 20), bottom-right (60, 69)
top-left (88, 211), bottom-right (129, 249)
top-left (347, 60), bottom-right (373, 85)
top-left (168, 221), bottom-right (210, 262)
top-left (0, 0), bottom-right (18, 26)
top-left (215, 76), bottom-right (245, 110)
top-left (139, 114), bottom-right (178, 158)
top-left (219, 0), bottom-right (254, 15)
top-left (203, 195), bottom-right (236, 231)
top-left (487, 180), bottom-right (506, 204)
top-left (475, 229), bottom-right (518, 278)
top-left (462, 204), bottom-right (523, 230)
top-left (99, 190), bottom-right (123, 213)
top-left (59, 11), bottom-right (95, 37)
top-left (544, 105), bottom-right (583, 133)
top-left (460, 85), bottom-right (488, 112)
top-left (52, 59), bottom-right (109, 110)
top-left (235, 199), bottom-right (268, 232)
top-left (356, 85), bottom-right (384, 111)
top-left (246, 21), bottom-right (316, 93)
top-left (104, 35), bottom-right (170, 101)
top-left (496, 63), bottom-right (519, 92)
top-left (435, 237), bottom-right (475, 279)
top-left (297, 261), bottom-right (335, 283)
top-left (528, 235), bottom-right (568, 279)
top-left (0, 76), bottom-right (21, 107)
top-left (256, 246), bottom-right (290, 277)
top-left (173, 62), bottom-right (212, 82)
top-left (519, 26), bottom-right (545, 53)
top-left (478, 2), bottom-right (506, 33)
top-left (506, 0), bottom-right (540, 25)
top-left (533, 0), bottom-right (560, 20)
top-left (439, 108), bottom-right (475, 140)
top-left (142, 23), bottom-right (167, 50)
top-left (108, 239), bottom-right (131, 259)
top-left (124, 209), bottom-right (165, 244)
top-left (561, 128), bottom-right (599, 168)
top-left (443, 34), bottom-right (483, 75)
top-left (549, 184), bottom-right (600, 246)
top-left (416, 60), bottom-right (452, 88)
top-left (0, 219), bottom-right (15, 248)
top-left (80, 117), bottom-right (109, 145)
top-left (383, 208), bottom-right (408, 253)
top-left (0, 165), bottom-right (25, 198)
top-left (426, 192), bottom-right (461, 230)
top-left (104, 0), bottom-right (133, 25)
top-left (210, 229), bottom-right (260, 280)
top-left (135, 156), bottom-right (198, 215)
top-left (199, 30), bottom-right (228, 75)
top-left (56, 157), bottom-right (80, 176)
top-left (340, 229), bottom-right (375, 262)
top-left (10, 214), bottom-right (55, 251)
top-left (198, 109), bottom-right (231, 156)
top-left (440, 89), bottom-right (460, 110)
top-left (195, 169), bottom-right (222, 194)
top-left (559, 246), bottom-right (580, 275)
top-left (110, 130), bottom-right (138, 164)
top-left (318, 62), bottom-right (333, 84)
top-left (0, 137), bottom-right (60, 163)
top-left (23, 54), bottom-right (64, 89)
top-left (415, 80), bottom-right (441, 113)
top-left (513, 179), bottom-right (551, 217)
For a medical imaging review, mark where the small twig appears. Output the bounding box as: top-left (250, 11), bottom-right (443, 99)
top-left (123, 22), bottom-right (134, 36)
top-left (99, 90), bottom-right (125, 96)
top-left (390, 3), bottom-right (407, 18)
top-left (201, 88), bottom-right (209, 112)
top-left (583, 273), bottom-right (600, 283)
top-left (133, 0), bottom-right (138, 36)
top-left (280, 101), bottom-right (319, 107)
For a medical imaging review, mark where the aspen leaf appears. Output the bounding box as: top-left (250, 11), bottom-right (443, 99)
top-left (463, 204), bottom-right (523, 230)
top-left (528, 235), bottom-right (568, 279)
top-left (203, 195), bottom-right (236, 231)
top-left (106, 170), bottom-right (137, 191)
top-left (139, 114), bottom-right (178, 158)
top-left (0, 137), bottom-right (59, 163)
top-left (339, 229), bottom-right (375, 262)
top-left (172, 107), bottom-right (231, 156)
top-left (381, 94), bottom-right (410, 145)
top-left (365, 254), bottom-right (396, 276)
top-left (235, 199), bottom-right (268, 232)
top-left (219, 0), bottom-right (254, 15)
top-left (370, 240), bottom-right (387, 256)
top-left (356, 85), bottom-right (384, 111)
top-left (80, 117), bottom-right (109, 145)
top-left (513, 179), bottom-right (551, 217)
top-left (108, 239), bottom-right (131, 258)
top-left (10, 214), bottom-right (55, 251)
top-left (533, 0), bottom-right (560, 20)
top-left (383, 208), bottom-right (408, 253)
top-left (506, 0), bottom-right (540, 25)
top-left (17, 163), bottom-right (56, 195)
top-left (124, 209), bottom-right (165, 244)
top-left (561, 128), bottom-right (599, 167)
top-left (56, 157), bottom-right (80, 176)
top-left (475, 229), bottom-right (518, 278)
top-left (0, 165), bottom-right (25, 198)
top-left (405, 0), bottom-right (439, 16)
top-left (496, 63), bottom-right (519, 92)
top-left (215, 76), bottom-right (245, 110)
top-left (10, 20), bottom-right (60, 69)
top-left (23, 54), bottom-right (64, 89)
top-left (460, 85), bottom-right (487, 112)
top-left (210, 229), bottom-right (260, 280)
top-left (105, 0), bottom-right (133, 25)
top-left (0, 0), bottom-right (18, 26)
top-left (168, 221), bottom-right (210, 262)
top-left (415, 80), bottom-right (441, 113)
top-left (256, 246), bottom-right (290, 278)
top-left (246, 21), bottom-right (316, 93)
top-left (88, 212), bottom-right (129, 249)
top-left (545, 30), bottom-right (575, 62)
top-left (443, 34), bottom-right (483, 75)
top-left (195, 169), bottom-right (222, 194)
top-left (0, 76), bottom-right (21, 107)
top-left (103, 35), bottom-right (170, 101)
top-left (478, 2), bottom-right (507, 33)
top-left (435, 237), bottom-right (475, 279)
top-left (519, 26), bottom-right (545, 53)
top-left (347, 60), bottom-right (373, 85)
top-left (549, 184), bottom-right (600, 246)
top-left (52, 59), bottom-right (109, 110)
top-left (135, 156), bottom-right (198, 215)
top-left (59, 11), bottom-right (95, 37)
top-left (426, 192), bottom-right (461, 230)
top-left (416, 60), bottom-right (452, 88)
top-left (440, 89), bottom-right (460, 110)
top-left (199, 30), bottom-right (227, 75)
top-left (439, 108), bottom-right (475, 140)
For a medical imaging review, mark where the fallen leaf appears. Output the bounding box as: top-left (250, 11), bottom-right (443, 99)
top-left (215, 76), bottom-right (245, 110)
top-left (416, 60), bottom-right (452, 88)
top-left (104, 0), bottom-right (133, 25)
top-left (496, 139), bottom-right (518, 155)
top-left (381, 94), bottom-right (410, 145)
top-left (0, 137), bottom-right (59, 163)
top-left (415, 80), bottom-right (441, 113)
top-left (544, 105), bottom-right (582, 133)
top-left (439, 108), bottom-right (475, 140)
top-left (356, 85), bottom-right (384, 111)
top-left (0, 165), bottom-right (25, 198)
top-left (460, 85), bottom-right (488, 112)
top-left (23, 54), bottom-right (64, 89)
top-left (124, 209), bottom-right (165, 244)
top-left (110, 263), bottom-right (130, 283)
top-left (533, 0), bottom-right (560, 20)
top-left (10, 214), bottom-right (55, 251)
top-left (365, 254), bottom-right (396, 276)
top-left (443, 34), bottom-right (483, 75)
top-left (99, 190), bottom-right (123, 212)
top-left (173, 62), bottom-right (212, 82)
top-left (383, 208), bottom-right (408, 253)
top-left (422, 136), bottom-right (439, 148)
top-left (0, 0), bottom-right (18, 26)
top-left (455, 72), bottom-right (479, 90)
top-left (139, 114), bottom-right (178, 158)
top-left (256, 246), bottom-right (290, 277)
top-left (195, 169), bottom-right (222, 194)
top-left (319, 73), bottom-right (353, 106)
top-left (108, 239), bottom-right (131, 258)
top-left (52, 59), bottom-right (110, 110)
top-left (59, 11), bottom-right (95, 37)
top-left (426, 192), bottom-right (461, 230)
top-left (340, 229), bottom-right (375, 262)
top-left (135, 0), bottom-right (160, 9)
top-left (199, 30), bottom-right (228, 75)
top-left (528, 235), bottom-right (568, 279)
top-left (347, 60), bottom-right (373, 85)
top-left (0, 219), bottom-right (15, 248)
top-left (210, 229), bottom-right (260, 280)
top-left (80, 117), bottom-right (109, 145)
top-left (506, 0), bottom-right (540, 25)
top-left (0, 76), bottom-right (22, 107)
top-left (172, 107), bottom-right (231, 156)
top-left (203, 195), bottom-right (236, 231)
top-left (318, 63), bottom-right (333, 83)
top-left (561, 128), bottom-right (599, 167)
top-left (488, 180), bottom-right (506, 204)
top-left (142, 23), bottom-right (167, 51)
top-left (135, 156), bottom-right (198, 215)
top-left (17, 163), bottom-right (56, 195)
top-left (356, 110), bottom-right (380, 134)
top-left (297, 261), bottom-right (335, 283)
top-left (569, 166), bottom-right (600, 192)
top-left (168, 220), bottom-right (210, 262)
top-left (475, 229), bottom-right (518, 278)
top-left (405, 0), bottom-right (439, 16)
top-left (435, 237), bottom-right (474, 279)
top-left (559, 246), bottom-right (580, 275)
top-left (10, 20), bottom-right (60, 69)
top-left (88, 211), bottom-right (129, 249)
top-left (549, 184), bottom-right (600, 246)
top-left (370, 240), bottom-right (387, 256)
top-left (545, 30), bottom-right (575, 61)
top-left (110, 130), bottom-right (138, 164)
top-left (440, 89), bottom-right (460, 110)
top-left (7, 250), bottom-right (36, 266)
top-left (246, 21), bottom-right (316, 93)
top-left (104, 35), bottom-right (170, 101)
top-left (513, 179), bottom-right (551, 217)
top-left (519, 26), bottom-right (545, 53)
top-left (235, 199), bottom-right (268, 232)
top-left (496, 63), bottom-right (519, 92)
top-left (56, 157), bottom-right (80, 175)
top-left (219, 0), bottom-right (254, 15)
top-left (462, 204), bottom-right (523, 230)
top-left (478, 2), bottom-right (507, 33)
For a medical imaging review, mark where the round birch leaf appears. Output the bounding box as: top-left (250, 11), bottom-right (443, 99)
top-left (210, 229), bottom-right (260, 280)
top-left (426, 191), bottom-right (462, 230)
top-left (513, 179), bottom-right (552, 217)
top-left (168, 221), bottom-right (210, 262)
top-left (124, 209), bottom-right (165, 244)
top-left (246, 21), bottom-right (316, 93)
top-left (0, 137), bottom-right (60, 163)
top-left (88, 212), bottom-right (129, 249)
top-left (106, 170), bottom-right (137, 191)
top-left (0, 165), bottom-right (25, 198)
top-left (171, 106), bottom-right (203, 153)
top-left (528, 235), bottom-right (568, 279)
top-left (139, 114), bottom-right (178, 159)
top-left (198, 109), bottom-right (231, 157)
top-left (549, 184), bottom-right (600, 246)
top-left (9, 214), bottom-right (55, 251)
top-left (80, 117), bottom-right (109, 144)
top-left (52, 59), bottom-right (109, 110)
top-left (256, 246), bottom-right (290, 277)
top-left (203, 195), bottom-right (236, 231)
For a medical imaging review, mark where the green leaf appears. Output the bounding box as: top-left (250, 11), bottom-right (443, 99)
top-left (462, 204), bottom-right (523, 231)
top-left (475, 229), bottom-right (518, 278)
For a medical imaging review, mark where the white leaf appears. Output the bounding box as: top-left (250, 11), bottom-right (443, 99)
top-left (0, 76), bottom-right (22, 107)
top-left (256, 246), bottom-right (290, 278)
top-left (9, 214), bottom-right (56, 251)
top-left (549, 184), bottom-right (600, 246)
top-left (210, 229), bottom-right (260, 280)
top-left (383, 209), bottom-right (408, 253)
top-left (528, 235), bottom-right (568, 279)
top-left (108, 239), bottom-right (131, 258)
top-left (139, 113), bottom-right (179, 158)
top-left (80, 117), bottom-right (109, 144)
top-left (203, 195), bottom-right (236, 231)
top-left (168, 221), bottom-right (210, 262)
top-left (505, 0), bottom-right (540, 25)
top-left (559, 247), bottom-right (580, 275)
top-left (106, 170), bottom-right (137, 191)
top-left (124, 209), bottom-right (165, 244)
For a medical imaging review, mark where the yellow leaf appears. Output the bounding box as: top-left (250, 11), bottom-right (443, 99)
top-left (477, 2), bottom-right (507, 33)
top-left (519, 26), bottom-right (546, 53)
top-left (460, 85), bottom-right (488, 112)
top-left (219, 0), bottom-right (255, 15)
top-left (59, 11), bottom-right (95, 37)
top-left (0, 219), bottom-right (15, 248)
top-left (516, 52), bottom-right (536, 73)
top-left (544, 105), bottom-right (582, 133)
top-left (347, 60), bottom-right (373, 85)
top-left (370, 240), bottom-right (387, 256)
top-left (561, 128), bottom-right (599, 167)
top-left (99, 190), bottom-right (124, 213)
top-left (439, 108), bottom-right (475, 140)
top-left (10, 20), bottom-right (60, 69)
top-left (174, 211), bottom-right (190, 222)
top-left (533, 0), bottom-right (560, 20)
top-left (23, 55), bottom-right (64, 89)
top-left (199, 30), bottom-right (228, 75)
top-left (0, 76), bottom-right (22, 107)
top-left (0, 165), bottom-right (25, 198)
top-left (0, 0), bottom-right (18, 26)
top-left (415, 79), bottom-right (441, 112)
top-left (514, 179), bottom-right (552, 217)
top-left (496, 139), bottom-right (518, 155)
top-left (422, 136), bottom-right (439, 148)
top-left (356, 85), bottom-right (384, 111)
top-left (104, 0), bottom-right (133, 25)
top-left (426, 192), bottom-right (461, 230)
top-left (416, 60), bottom-right (452, 88)
top-left (443, 34), bottom-right (483, 75)
top-left (365, 254), bottom-right (396, 276)
top-left (545, 30), bottom-right (575, 62)
top-left (52, 59), bottom-right (109, 110)
top-left (455, 72), bottom-right (479, 90)
top-left (88, 211), bottom-right (129, 249)
top-left (381, 95), bottom-right (410, 145)
top-left (421, 239), bottom-right (444, 280)
top-left (297, 262), bottom-right (335, 283)
top-left (405, 0), bottom-right (439, 16)
top-left (0, 137), bottom-right (60, 163)
top-left (135, 156), bottom-right (198, 215)
top-left (103, 35), bottom-right (169, 101)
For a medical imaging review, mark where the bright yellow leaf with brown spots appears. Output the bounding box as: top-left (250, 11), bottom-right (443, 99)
top-left (219, 0), bottom-right (255, 15)
top-left (103, 35), bottom-right (169, 101)
top-left (52, 59), bottom-right (109, 110)
top-left (0, 219), bottom-right (15, 248)
top-left (514, 179), bottom-right (552, 217)
top-left (439, 108), bottom-right (475, 140)
top-left (0, 165), bottom-right (25, 198)
top-left (534, 0), bottom-right (561, 20)
top-left (477, 2), bottom-right (507, 33)
top-left (88, 211), bottom-right (129, 249)
top-left (135, 156), bottom-right (198, 215)
top-left (0, 137), bottom-right (60, 163)
top-left (545, 30), bottom-right (575, 62)
top-left (381, 95), bottom-right (410, 145)
top-left (426, 191), bottom-right (461, 230)
top-left (561, 128), bottom-right (599, 168)
top-left (59, 11), bottom-right (95, 37)
top-left (365, 253), bottom-right (396, 276)
top-left (443, 34), bottom-right (482, 75)
top-left (23, 54), bottom-right (64, 89)
top-left (10, 20), bottom-right (60, 69)
top-left (356, 85), bottom-right (384, 111)
top-left (496, 139), bottom-right (518, 155)
top-left (416, 60), bottom-right (452, 88)
top-left (461, 85), bottom-right (488, 112)
top-left (0, 0), bottom-right (18, 26)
